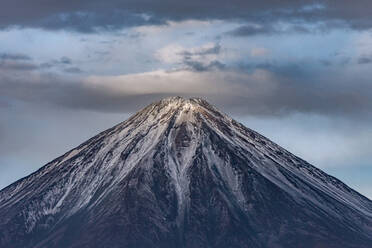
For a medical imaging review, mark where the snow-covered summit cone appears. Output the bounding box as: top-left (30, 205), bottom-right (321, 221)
top-left (0, 96), bottom-right (371, 248)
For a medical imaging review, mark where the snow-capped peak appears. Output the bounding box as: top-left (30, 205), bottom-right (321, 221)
top-left (0, 97), bottom-right (371, 248)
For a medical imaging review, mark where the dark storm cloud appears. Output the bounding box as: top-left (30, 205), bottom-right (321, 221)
top-left (35, 10), bottom-right (163, 33)
top-left (1, 0), bottom-right (372, 32)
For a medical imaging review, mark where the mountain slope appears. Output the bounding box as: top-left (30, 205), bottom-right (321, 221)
top-left (0, 96), bottom-right (371, 248)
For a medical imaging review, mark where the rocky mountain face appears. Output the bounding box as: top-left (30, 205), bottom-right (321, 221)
top-left (0, 96), bottom-right (371, 248)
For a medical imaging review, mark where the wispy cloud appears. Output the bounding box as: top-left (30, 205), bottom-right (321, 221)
top-left (155, 43), bottom-right (225, 71)
top-left (0, 52), bottom-right (32, 61)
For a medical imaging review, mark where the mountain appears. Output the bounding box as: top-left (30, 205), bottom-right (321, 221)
top-left (0, 96), bottom-right (371, 248)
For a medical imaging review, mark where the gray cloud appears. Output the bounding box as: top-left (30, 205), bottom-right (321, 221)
top-left (0, 72), bottom-right (163, 113)
top-left (177, 43), bottom-right (225, 72)
top-left (0, 61), bottom-right (38, 71)
top-left (0, 53), bottom-right (32, 61)
top-left (319, 59), bottom-right (332, 66)
top-left (358, 56), bottom-right (372, 64)
top-left (1, 64), bottom-right (371, 120)
top-left (60, 56), bottom-right (72, 64)
top-left (227, 23), bottom-right (313, 37)
top-left (0, 52), bottom-right (78, 73)
top-left (40, 57), bottom-right (75, 70)
top-left (0, 52), bottom-right (36, 71)
top-left (1, 1), bottom-right (372, 32)
top-left (183, 60), bottom-right (225, 72)
top-left (180, 43), bottom-right (221, 57)
top-left (0, 53), bottom-right (84, 75)
top-left (155, 43), bottom-right (225, 72)
top-left (227, 24), bottom-right (276, 36)
top-left (64, 67), bottom-right (83, 73)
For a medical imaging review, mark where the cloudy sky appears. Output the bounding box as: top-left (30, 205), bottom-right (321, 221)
top-left (0, 0), bottom-right (371, 199)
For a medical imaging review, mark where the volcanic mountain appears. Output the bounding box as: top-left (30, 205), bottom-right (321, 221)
top-left (0, 97), bottom-right (371, 248)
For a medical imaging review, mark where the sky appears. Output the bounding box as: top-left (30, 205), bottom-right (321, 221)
top-left (0, 0), bottom-right (371, 199)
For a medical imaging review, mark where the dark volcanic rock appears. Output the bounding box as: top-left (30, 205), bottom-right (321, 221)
top-left (0, 96), bottom-right (371, 248)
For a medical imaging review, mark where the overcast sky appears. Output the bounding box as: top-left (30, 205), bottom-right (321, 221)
top-left (0, 0), bottom-right (371, 199)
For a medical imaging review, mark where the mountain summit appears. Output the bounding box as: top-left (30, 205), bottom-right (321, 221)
top-left (0, 96), bottom-right (371, 248)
